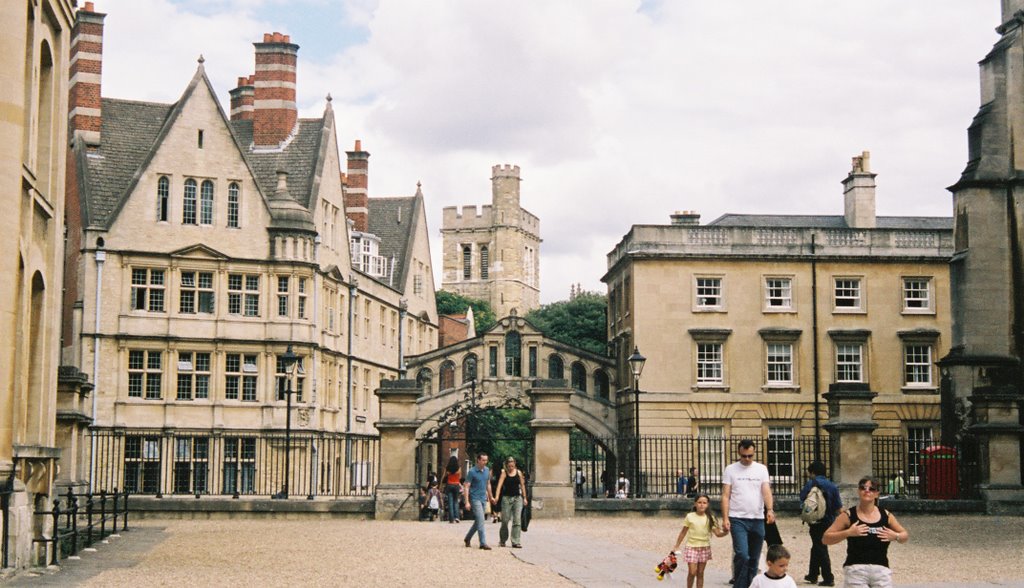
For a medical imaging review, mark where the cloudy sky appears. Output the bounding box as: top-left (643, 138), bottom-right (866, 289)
top-left (96, 0), bottom-right (1001, 303)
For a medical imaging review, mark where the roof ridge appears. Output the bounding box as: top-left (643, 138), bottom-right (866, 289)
top-left (102, 96), bottom-right (174, 108)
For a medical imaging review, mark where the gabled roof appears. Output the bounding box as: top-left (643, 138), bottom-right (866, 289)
top-left (367, 194), bottom-right (418, 290)
top-left (707, 214), bottom-right (952, 231)
top-left (84, 98), bottom-right (174, 227)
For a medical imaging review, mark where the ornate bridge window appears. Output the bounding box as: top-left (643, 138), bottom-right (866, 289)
top-left (571, 362), bottom-right (587, 393)
top-left (439, 360), bottom-right (456, 391)
top-left (462, 353), bottom-right (478, 383)
top-left (505, 331), bottom-right (522, 377)
top-left (548, 354), bottom-right (564, 380)
top-left (593, 370), bottom-right (610, 401)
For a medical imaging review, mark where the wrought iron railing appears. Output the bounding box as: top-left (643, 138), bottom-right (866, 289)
top-left (1, 468), bottom-right (14, 569)
top-left (89, 429), bottom-right (379, 499)
top-left (871, 436), bottom-right (981, 499)
top-left (34, 487), bottom-right (130, 566)
top-left (570, 434), bottom-right (831, 498)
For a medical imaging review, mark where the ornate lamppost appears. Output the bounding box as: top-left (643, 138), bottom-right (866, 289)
top-left (628, 347), bottom-right (646, 498)
top-left (276, 344), bottom-right (299, 499)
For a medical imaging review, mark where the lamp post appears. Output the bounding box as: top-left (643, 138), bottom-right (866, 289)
top-left (628, 347), bottom-right (646, 498)
top-left (278, 344), bottom-right (299, 499)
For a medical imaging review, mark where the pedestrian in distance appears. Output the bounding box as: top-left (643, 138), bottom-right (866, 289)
top-left (671, 494), bottom-right (728, 588)
top-left (463, 452), bottom-right (495, 549)
top-left (687, 467), bottom-right (700, 498)
top-left (493, 456), bottom-right (528, 548)
top-left (823, 476), bottom-right (909, 588)
top-left (749, 544), bottom-right (798, 588)
top-left (425, 484), bottom-right (442, 522)
top-left (574, 466), bottom-right (586, 497)
top-left (442, 455), bottom-right (462, 524)
top-left (616, 471), bottom-right (631, 497)
top-left (799, 461), bottom-right (842, 586)
top-left (721, 439), bottom-right (776, 588)
top-left (676, 469), bottom-right (687, 495)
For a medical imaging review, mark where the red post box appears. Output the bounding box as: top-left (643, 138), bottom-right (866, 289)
top-left (920, 445), bottom-right (958, 499)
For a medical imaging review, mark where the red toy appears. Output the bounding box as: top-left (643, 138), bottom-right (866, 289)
top-left (655, 551), bottom-right (678, 581)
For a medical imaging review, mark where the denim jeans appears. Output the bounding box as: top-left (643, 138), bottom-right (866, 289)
top-left (729, 517), bottom-right (765, 588)
top-left (445, 484), bottom-right (461, 521)
top-left (464, 499), bottom-right (488, 546)
top-left (499, 495), bottom-right (523, 545)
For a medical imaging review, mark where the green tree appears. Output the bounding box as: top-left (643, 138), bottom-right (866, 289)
top-left (435, 290), bottom-right (496, 333)
top-left (526, 292), bottom-right (608, 355)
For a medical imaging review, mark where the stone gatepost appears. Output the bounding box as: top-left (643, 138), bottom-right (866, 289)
top-left (374, 379), bottom-right (421, 520)
top-left (968, 386), bottom-right (1024, 514)
top-left (823, 384), bottom-right (878, 507)
top-left (528, 379), bottom-right (574, 518)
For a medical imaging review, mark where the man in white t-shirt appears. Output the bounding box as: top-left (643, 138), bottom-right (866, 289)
top-left (721, 439), bottom-right (775, 588)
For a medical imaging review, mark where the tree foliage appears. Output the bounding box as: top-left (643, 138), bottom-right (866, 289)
top-left (526, 292), bottom-right (608, 355)
top-left (435, 290), bottom-right (496, 333)
top-left (467, 408), bottom-right (533, 467)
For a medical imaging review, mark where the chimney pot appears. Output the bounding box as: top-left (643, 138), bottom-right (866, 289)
top-left (84, 1), bottom-right (95, 11)
top-left (842, 150), bottom-right (877, 229)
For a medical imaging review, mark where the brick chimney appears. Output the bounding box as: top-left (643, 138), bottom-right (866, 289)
top-left (229, 75), bottom-right (255, 121)
top-left (842, 150), bottom-right (877, 229)
top-left (345, 139), bottom-right (370, 232)
top-left (69, 2), bottom-right (106, 146)
top-left (252, 32), bottom-right (298, 147)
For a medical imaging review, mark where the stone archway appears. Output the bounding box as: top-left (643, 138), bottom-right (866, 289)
top-left (375, 378), bottom-right (575, 520)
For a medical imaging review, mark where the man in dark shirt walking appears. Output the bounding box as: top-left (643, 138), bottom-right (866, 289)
top-left (799, 460), bottom-right (843, 586)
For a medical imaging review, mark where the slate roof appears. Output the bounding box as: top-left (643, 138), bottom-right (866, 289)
top-left (229, 118), bottom-right (326, 209)
top-left (367, 195), bottom-right (418, 290)
top-left (707, 214), bottom-right (952, 231)
top-left (86, 98), bottom-right (174, 227)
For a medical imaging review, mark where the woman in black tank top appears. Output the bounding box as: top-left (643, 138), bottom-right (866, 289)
top-left (823, 476), bottom-right (909, 587)
top-left (493, 457), bottom-right (529, 548)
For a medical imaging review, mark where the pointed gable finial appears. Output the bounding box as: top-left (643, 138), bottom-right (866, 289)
top-left (326, 93), bottom-right (333, 102)
top-left (198, 54), bottom-right (205, 65)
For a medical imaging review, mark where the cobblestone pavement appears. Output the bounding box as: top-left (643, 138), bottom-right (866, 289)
top-left (4, 514), bottom-right (1024, 587)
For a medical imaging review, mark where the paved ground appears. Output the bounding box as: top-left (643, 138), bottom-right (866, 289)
top-left (6, 514), bottom-right (1024, 587)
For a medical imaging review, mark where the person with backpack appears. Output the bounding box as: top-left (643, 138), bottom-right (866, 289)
top-left (799, 461), bottom-right (842, 586)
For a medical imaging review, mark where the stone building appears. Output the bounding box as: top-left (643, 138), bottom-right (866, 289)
top-left (61, 9), bottom-right (438, 496)
top-left (440, 165), bottom-right (541, 317)
top-left (0, 0), bottom-right (76, 570)
top-left (941, 0), bottom-right (1024, 507)
top-left (604, 152), bottom-right (952, 479)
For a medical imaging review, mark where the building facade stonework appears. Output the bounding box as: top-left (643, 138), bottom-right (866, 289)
top-left (604, 153), bottom-right (952, 476)
top-left (441, 165), bottom-right (541, 317)
top-left (61, 15), bottom-right (438, 497)
top-left (1, 0), bottom-right (77, 570)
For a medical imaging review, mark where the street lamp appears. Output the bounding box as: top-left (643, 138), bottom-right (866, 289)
top-left (628, 346), bottom-right (646, 498)
top-left (277, 344), bottom-right (299, 499)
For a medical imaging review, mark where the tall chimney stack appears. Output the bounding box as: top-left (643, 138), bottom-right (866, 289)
top-left (229, 75), bottom-right (255, 121)
top-left (345, 139), bottom-right (370, 232)
top-left (69, 2), bottom-right (106, 146)
top-left (842, 150), bottom-right (877, 229)
top-left (252, 32), bottom-right (298, 147)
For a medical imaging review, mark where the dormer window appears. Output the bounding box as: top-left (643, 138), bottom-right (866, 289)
top-left (349, 233), bottom-right (388, 277)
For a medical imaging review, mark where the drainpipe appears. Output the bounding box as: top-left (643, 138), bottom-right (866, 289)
top-left (398, 299), bottom-right (408, 378)
top-left (89, 246), bottom-right (106, 494)
top-left (311, 235), bottom-right (320, 497)
top-left (346, 276), bottom-right (359, 433)
top-left (810, 233), bottom-right (822, 462)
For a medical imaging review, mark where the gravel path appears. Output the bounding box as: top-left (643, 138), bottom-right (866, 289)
top-left (13, 513), bottom-right (1024, 587)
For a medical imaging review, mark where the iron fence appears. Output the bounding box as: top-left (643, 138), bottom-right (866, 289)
top-left (570, 434), bottom-right (830, 498)
top-left (90, 429), bottom-right (379, 498)
top-left (871, 436), bottom-right (982, 499)
top-left (34, 488), bottom-right (130, 566)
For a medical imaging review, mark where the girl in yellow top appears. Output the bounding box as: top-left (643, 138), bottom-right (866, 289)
top-left (672, 494), bottom-right (729, 588)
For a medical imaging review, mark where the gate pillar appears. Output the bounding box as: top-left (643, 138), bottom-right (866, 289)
top-left (823, 384), bottom-right (878, 508)
top-left (374, 379), bottom-right (421, 520)
top-left (968, 386), bottom-right (1024, 514)
top-left (528, 379), bottom-right (574, 518)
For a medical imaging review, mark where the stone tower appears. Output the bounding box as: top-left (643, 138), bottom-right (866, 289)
top-left (441, 164), bottom-right (541, 318)
top-left (941, 0), bottom-right (1024, 507)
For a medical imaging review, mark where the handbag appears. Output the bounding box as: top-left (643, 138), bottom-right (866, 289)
top-left (521, 501), bottom-right (532, 532)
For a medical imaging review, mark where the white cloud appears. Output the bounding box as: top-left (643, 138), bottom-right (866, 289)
top-left (95, 0), bottom-right (1003, 302)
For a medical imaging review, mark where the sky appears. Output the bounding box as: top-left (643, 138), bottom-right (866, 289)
top-left (94, 0), bottom-right (1003, 303)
